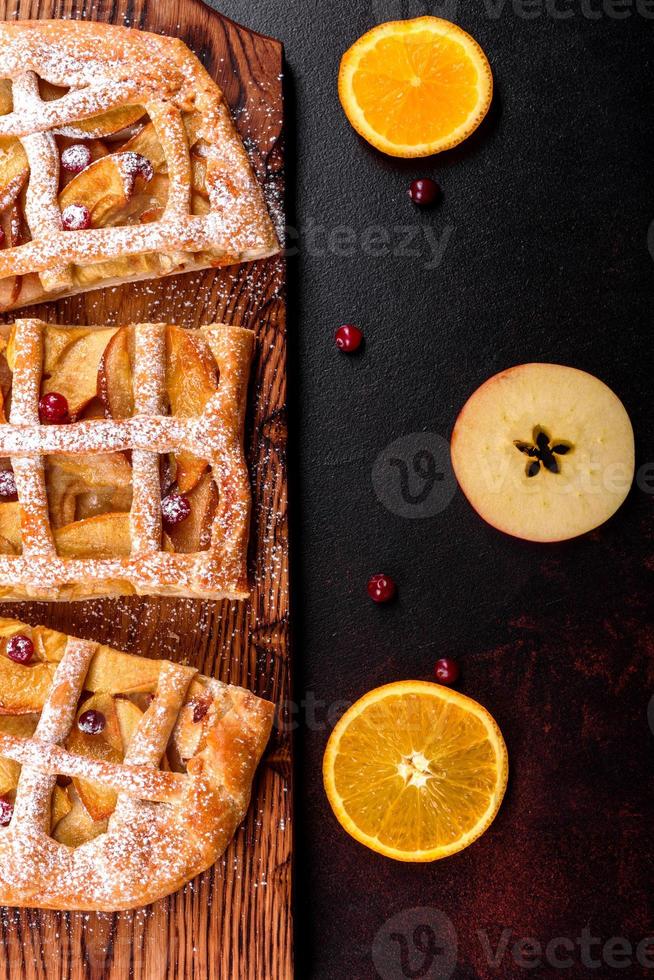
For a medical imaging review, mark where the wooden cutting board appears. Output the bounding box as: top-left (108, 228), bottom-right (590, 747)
top-left (0, 1), bottom-right (291, 978)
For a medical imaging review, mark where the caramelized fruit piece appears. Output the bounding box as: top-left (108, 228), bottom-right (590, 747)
top-left (0, 656), bottom-right (56, 714)
top-left (59, 105), bottom-right (146, 140)
top-left (52, 785), bottom-right (107, 847)
top-left (52, 785), bottom-right (72, 828)
top-left (54, 512), bottom-right (133, 559)
top-left (67, 693), bottom-right (121, 821)
top-left (166, 471), bottom-right (217, 554)
top-left (55, 452), bottom-right (132, 489)
top-left (59, 152), bottom-right (162, 227)
top-left (0, 137), bottom-right (29, 209)
top-left (115, 698), bottom-right (144, 751)
top-left (98, 326), bottom-right (134, 419)
top-left (0, 80), bottom-right (12, 115)
top-left (0, 714), bottom-right (38, 793)
top-left (41, 328), bottom-right (117, 418)
top-left (171, 697), bottom-right (210, 767)
top-left (165, 325), bottom-right (218, 492)
top-left (47, 463), bottom-right (82, 528)
top-left (0, 502), bottom-right (22, 554)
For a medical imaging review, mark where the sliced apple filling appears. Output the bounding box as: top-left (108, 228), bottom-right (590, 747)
top-left (0, 323), bottom-right (220, 559)
top-left (0, 90), bottom-right (227, 305)
top-left (0, 621), bottom-right (216, 847)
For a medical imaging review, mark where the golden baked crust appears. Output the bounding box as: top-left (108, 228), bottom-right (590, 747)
top-left (0, 618), bottom-right (274, 911)
top-left (0, 20), bottom-right (280, 310)
top-left (0, 317), bottom-right (253, 601)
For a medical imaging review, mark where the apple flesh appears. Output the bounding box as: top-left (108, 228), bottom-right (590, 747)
top-left (450, 363), bottom-right (635, 543)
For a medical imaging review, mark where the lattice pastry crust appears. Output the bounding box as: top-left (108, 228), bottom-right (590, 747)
top-left (0, 20), bottom-right (280, 311)
top-left (0, 617), bottom-right (274, 911)
top-left (0, 317), bottom-right (253, 601)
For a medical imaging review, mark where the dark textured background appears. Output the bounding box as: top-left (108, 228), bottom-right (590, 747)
top-left (211, 1), bottom-right (654, 977)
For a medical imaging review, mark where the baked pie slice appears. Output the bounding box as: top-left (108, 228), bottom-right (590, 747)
top-left (0, 618), bottom-right (274, 911)
top-left (0, 20), bottom-right (280, 311)
top-left (0, 317), bottom-right (253, 601)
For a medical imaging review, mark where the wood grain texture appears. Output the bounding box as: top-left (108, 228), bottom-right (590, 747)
top-left (0, 1), bottom-right (291, 978)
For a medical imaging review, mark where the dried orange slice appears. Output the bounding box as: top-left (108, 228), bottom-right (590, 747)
top-left (323, 681), bottom-right (507, 862)
top-left (339, 17), bottom-right (493, 157)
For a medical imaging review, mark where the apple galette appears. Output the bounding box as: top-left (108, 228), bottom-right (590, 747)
top-left (0, 20), bottom-right (280, 311)
top-left (0, 618), bottom-right (273, 911)
top-left (0, 317), bottom-right (253, 601)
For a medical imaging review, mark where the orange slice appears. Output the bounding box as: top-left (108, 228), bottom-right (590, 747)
top-left (323, 681), bottom-right (507, 862)
top-left (339, 17), bottom-right (493, 158)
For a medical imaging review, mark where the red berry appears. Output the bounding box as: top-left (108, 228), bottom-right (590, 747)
top-left (161, 493), bottom-right (191, 528)
top-left (0, 226), bottom-right (5, 248)
top-left (408, 178), bottom-right (441, 207)
top-left (61, 203), bottom-right (91, 231)
top-left (61, 144), bottom-right (92, 174)
top-left (335, 324), bottom-right (363, 353)
top-left (39, 392), bottom-right (70, 424)
top-left (0, 797), bottom-right (13, 827)
top-left (192, 698), bottom-right (211, 724)
top-left (0, 470), bottom-right (17, 501)
top-left (78, 709), bottom-right (106, 735)
top-left (6, 634), bottom-right (34, 665)
top-left (367, 573), bottom-right (396, 604)
top-left (434, 658), bottom-right (460, 685)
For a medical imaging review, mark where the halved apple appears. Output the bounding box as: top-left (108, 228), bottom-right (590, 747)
top-left (54, 512), bottom-right (133, 559)
top-left (450, 363), bottom-right (635, 542)
top-left (41, 328), bottom-right (117, 418)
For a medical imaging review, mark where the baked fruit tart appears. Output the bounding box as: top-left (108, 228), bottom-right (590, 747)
top-left (0, 317), bottom-right (253, 600)
top-left (0, 618), bottom-right (273, 911)
top-left (0, 20), bottom-right (279, 311)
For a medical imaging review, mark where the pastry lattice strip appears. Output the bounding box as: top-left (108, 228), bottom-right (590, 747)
top-left (0, 619), bottom-right (275, 911)
top-left (0, 317), bottom-right (254, 600)
top-left (0, 20), bottom-right (279, 306)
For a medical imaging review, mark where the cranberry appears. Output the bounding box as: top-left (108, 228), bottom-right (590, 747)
top-left (6, 634), bottom-right (33, 665)
top-left (61, 203), bottom-right (91, 231)
top-left (192, 698), bottom-right (210, 723)
top-left (60, 144), bottom-right (92, 174)
top-left (0, 797), bottom-right (13, 827)
top-left (367, 573), bottom-right (397, 604)
top-left (161, 492), bottom-right (191, 528)
top-left (124, 152), bottom-right (154, 183)
top-left (38, 392), bottom-right (70, 424)
top-left (78, 709), bottom-right (106, 735)
top-left (0, 470), bottom-right (17, 502)
top-left (408, 178), bottom-right (441, 207)
top-left (0, 226), bottom-right (5, 248)
top-left (434, 658), bottom-right (460, 685)
top-left (335, 324), bottom-right (363, 353)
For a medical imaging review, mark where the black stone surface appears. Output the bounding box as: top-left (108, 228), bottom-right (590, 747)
top-left (210, 2), bottom-right (654, 977)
